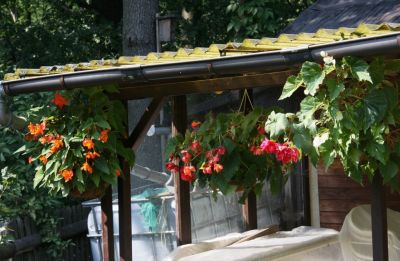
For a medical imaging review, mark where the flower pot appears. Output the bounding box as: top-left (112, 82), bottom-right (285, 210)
top-left (70, 183), bottom-right (109, 199)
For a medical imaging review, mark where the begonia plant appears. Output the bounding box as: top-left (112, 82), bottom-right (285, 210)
top-left (165, 107), bottom-right (300, 203)
top-left (19, 86), bottom-right (134, 197)
top-left (265, 54), bottom-right (400, 189)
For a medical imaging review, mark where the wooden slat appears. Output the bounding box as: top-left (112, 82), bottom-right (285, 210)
top-left (172, 95), bottom-right (192, 245)
top-left (318, 175), bottom-right (367, 188)
top-left (319, 187), bottom-right (371, 200)
top-left (117, 70), bottom-right (297, 100)
top-left (320, 223), bottom-right (342, 231)
top-left (319, 211), bottom-right (347, 224)
top-left (101, 186), bottom-right (115, 261)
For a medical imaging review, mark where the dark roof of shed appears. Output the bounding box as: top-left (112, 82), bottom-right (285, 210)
top-left (283, 0), bottom-right (400, 34)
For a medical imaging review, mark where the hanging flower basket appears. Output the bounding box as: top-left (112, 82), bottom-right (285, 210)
top-left (165, 107), bottom-right (300, 203)
top-left (20, 86), bottom-right (135, 197)
top-left (69, 182), bottom-right (109, 199)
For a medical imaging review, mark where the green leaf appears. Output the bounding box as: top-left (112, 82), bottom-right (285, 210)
top-left (358, 89), bottom-right (388, 130)
top-left (279, 75), bottom-right (303, 100)
top-left (33, 169), bottom-right (44, 188)
top-left (94, 117), bottom-right (111, 129)
top-left (223, 138), bottom-right (237, 154)
top-left (75, 169), bottom-right (84, 184)
top-left (300, 61), bottom-right (325, 96)
top-left (265, 112), bottom-right (289, 139)
top-left (369, 57), bottom-right (385, 85)
top-left (326, 79), bottom-right (345, 101)
top-left (94, 157), bottom-right (110, 174)
top-left (92, 174), bottom-right (100, 187)
top-left (366, 141), bottom-right (386, 164)
top-left (220, 150), bottom-right (240, 181)
top-left (14, 145), bottom-right (26, 154)
top-left (343, 56), bottom-right (372, 83)
top-left (380, 161), bottom-right (398, 183)
top-left (300, 96), bottom-right (319, 118)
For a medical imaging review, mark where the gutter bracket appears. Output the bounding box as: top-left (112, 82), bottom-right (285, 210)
top-left (122, 67), bottom-right (147, 83)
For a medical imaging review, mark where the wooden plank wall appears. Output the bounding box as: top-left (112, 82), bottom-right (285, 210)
top-left (318, 160), bottom-right (400, 231)
top-left (7, 204), bottom-right (91, 261)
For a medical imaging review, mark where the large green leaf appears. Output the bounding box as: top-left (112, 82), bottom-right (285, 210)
top-left (380, 161), bottom-right (398, 183)
top-left (300, 61), bottom-right (325, 96)
top-left (300, 96), bottom-right (319, 118)
top-left (265, 112), bottom-right (289, 139)
top-left (279, 75), bottom-right (303, 100)
top-left (33, 169), bottom-right (44, 188)
top-left (94, 157), bottom-right (110, 175)
top-left (343, 56), bottom-right (372, 83)
top-left (357, 89), bottom-right (388, 130)
top-left (326, 78), bottom-right (345, 101)
top-left (366, 141), bottom-right (387, 164)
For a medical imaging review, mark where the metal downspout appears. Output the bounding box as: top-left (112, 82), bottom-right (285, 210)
top-left (0, 81), bottom-right (27, 130)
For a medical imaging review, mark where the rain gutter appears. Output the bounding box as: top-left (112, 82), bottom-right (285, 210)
top-left (1, 33), bottom-right (400, 97)
top-left (0, 33), bottom-right (399, 128)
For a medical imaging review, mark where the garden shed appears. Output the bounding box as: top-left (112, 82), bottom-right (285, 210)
top-left (1, 3), bottom-right (400, 259)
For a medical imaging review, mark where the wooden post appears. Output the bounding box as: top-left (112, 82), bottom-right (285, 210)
top-left (118, 162), bottom-right (132, 261)
top-left (371, 173), bottom-right (388, 261)
top-left (101, 186), bottom-right (114, 261)
top-left (240, 89), bottom-right (258, 230)
top-left (117, 97), bottom-right (166, 261)
top-left (172, 95), bottom-right (192, 245)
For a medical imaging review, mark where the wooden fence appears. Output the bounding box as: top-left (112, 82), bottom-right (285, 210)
top-left (0, 205), bottom-right (91, 261)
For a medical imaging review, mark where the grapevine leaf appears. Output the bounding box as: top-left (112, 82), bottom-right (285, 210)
top-left (343, 56), bottom-right (372, 83)
top-left (279, 75), bottom-right (303, 100)
top-left (300, 61), bottom-right (325, 96)
top-left (326, 78), bottom-right (345, 101)
top-left (265, 112), bottom-right (288, 139)
top-left (380, 161), bottom-right (398, 183)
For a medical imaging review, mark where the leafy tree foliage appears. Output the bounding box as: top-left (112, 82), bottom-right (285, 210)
top-left (0, 0), bottom-right (122, 257)
top-left (0, 0), bottom-right (122, 78)
top-left (160, 0), bottom-right (314, 47)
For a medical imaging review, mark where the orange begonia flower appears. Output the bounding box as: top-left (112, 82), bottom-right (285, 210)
top-left (28, 121), bottom-right (46, 139)
top-left (50, 138), bottom-right (64, 154)
top-left (82, 138), bottom-right (95, 150)
top-left (39, 134), bottom-right (55, 144)
top-left (99, 129), bottom-right (110, 143)
top-left (51, 93), bottom-right (69, 109)
top-left (116, 169), bottom-right (121, 177)
top-left (39, 155), bottom-right (48, 165)
top-left (81, 162), bottom-right (93, 174)
top-left (191, 121), bottom-right (201, 129)
top-left (61, 169), bottom-right (74, 182)
top-left (86, 151), bottom-right (100, 159)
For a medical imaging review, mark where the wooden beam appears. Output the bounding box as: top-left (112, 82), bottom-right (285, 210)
top-left (118, 98), bottom-right (165, 260)
top-left (117, 70), bottom-right (297, 100)
top-left (239, 89), bottom-right (258, 230)
top-left (126, 96), bottom-right (166, 150)
top-left (118, 162), bottom-right (132, 261)
top-left (101, 186), bottom-right (115, 261)
top-left (172, 95), bottom-right (192, 245)
top-left (371, 173), bottom-right (388, 261)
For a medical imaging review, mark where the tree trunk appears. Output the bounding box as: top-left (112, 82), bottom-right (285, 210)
top-left (123, 0), bottom-right (158, 55)
top-left (123, 0), bottom-right (163, 177)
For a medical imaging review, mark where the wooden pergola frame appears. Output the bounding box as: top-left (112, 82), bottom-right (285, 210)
top-left (101, 69), bottom-right (391, 261)
top-left (2, 33), bottom-right (399, 261)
